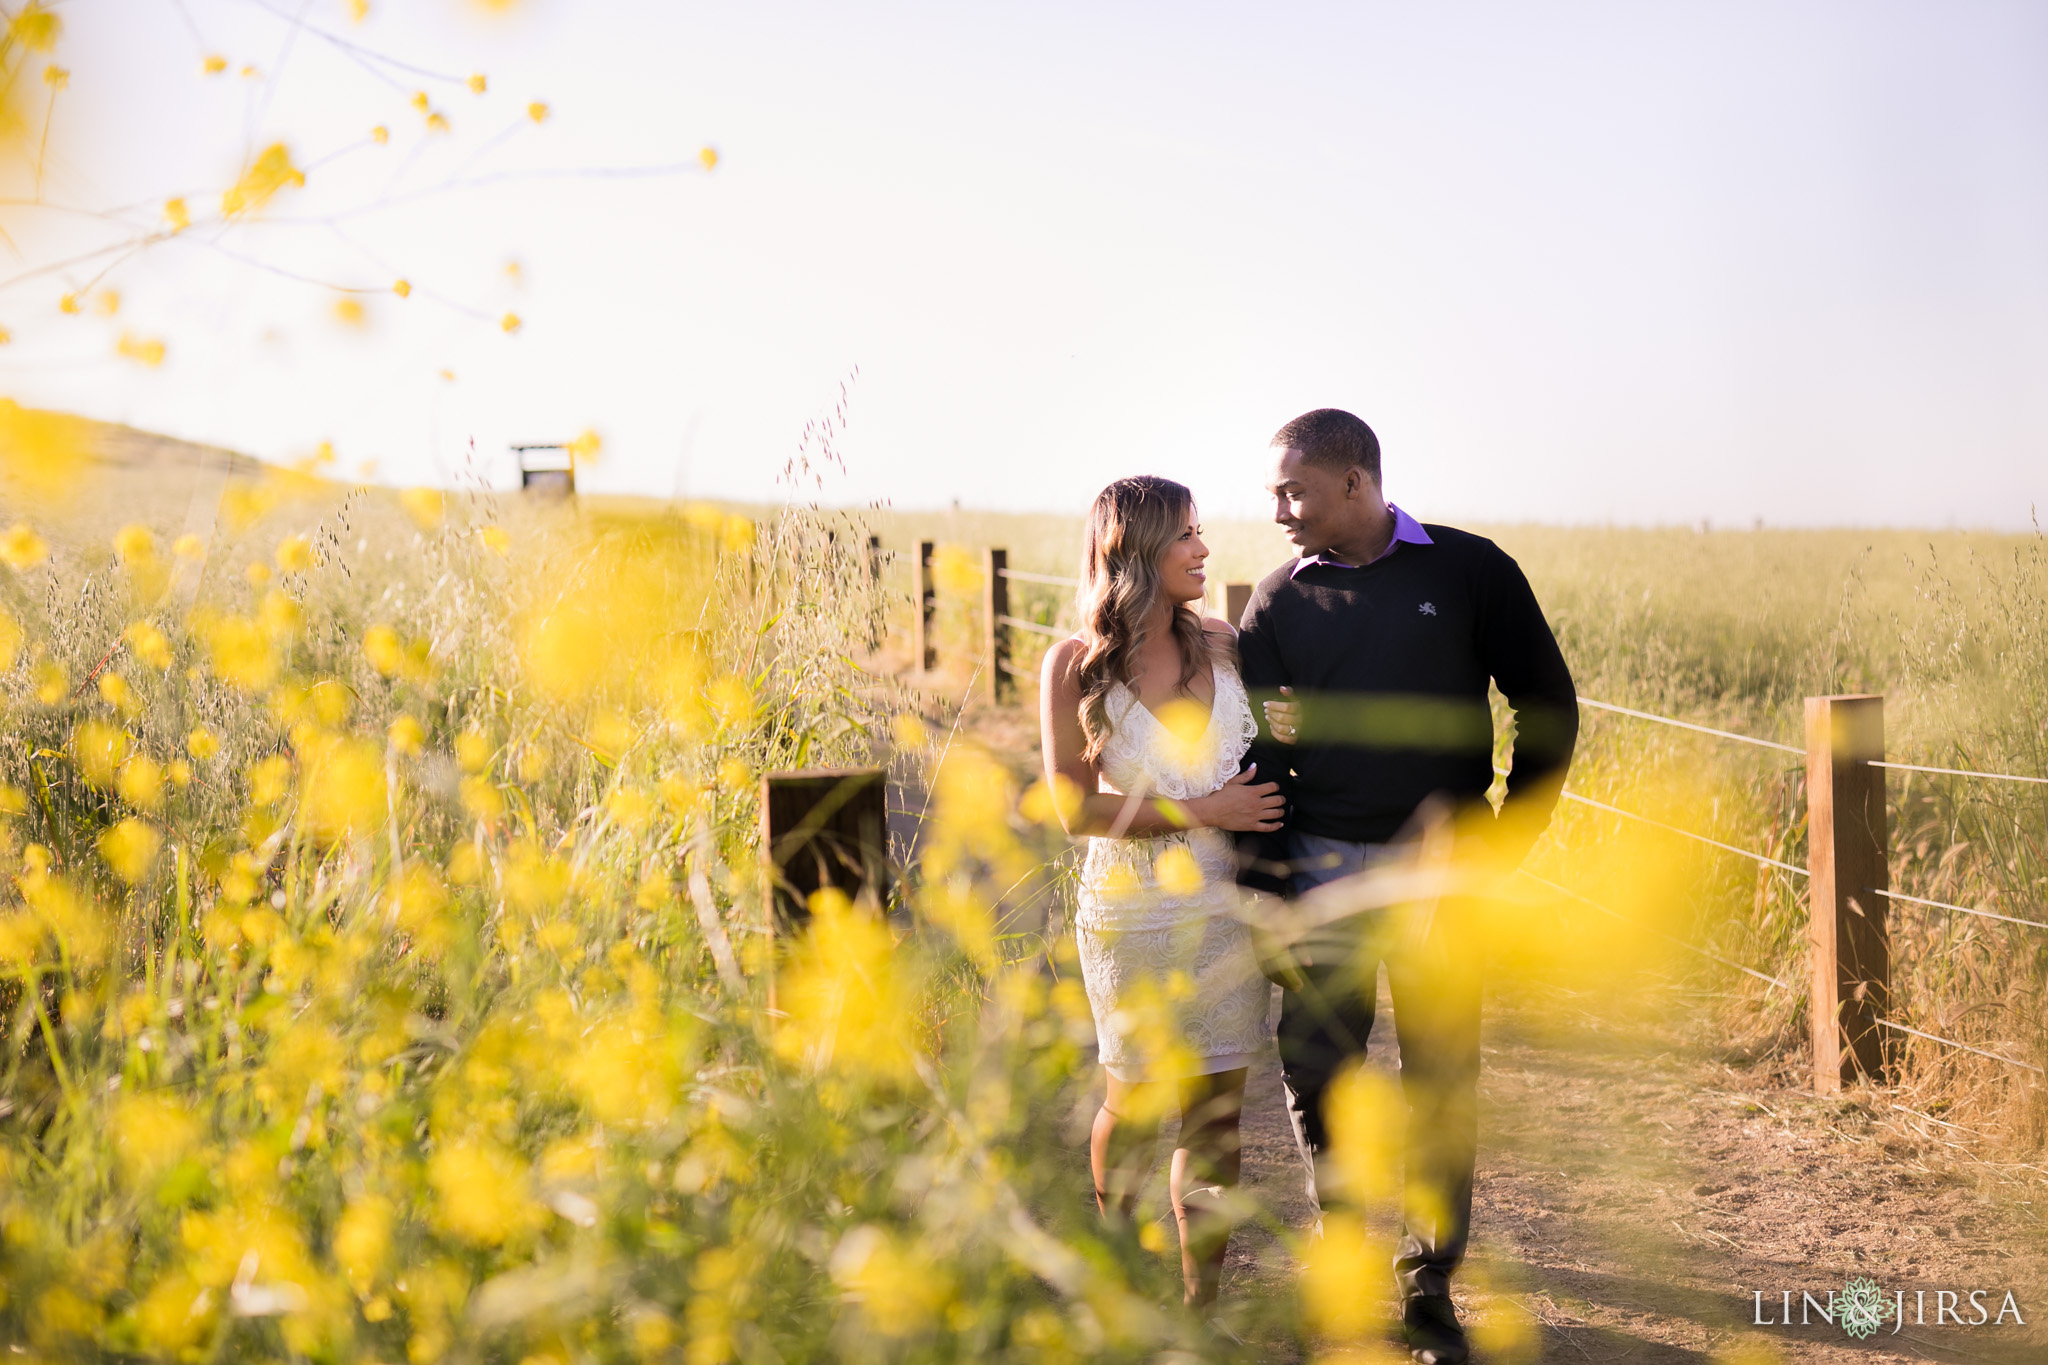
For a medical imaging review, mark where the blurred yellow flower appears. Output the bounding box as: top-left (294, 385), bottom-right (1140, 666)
top-left (111, 1092), bottom-right (198, 1183)
top-left (388, 714), bottom-right (425, 755)
top-left (98, 671), bottom-right (141, 720)
top-left (59, 293), bottom-right (81, 315)
top-left (830, 1225), bottom-right (953, 1336)
top-left (362, 624), bottom-right (404, 677)
top-left (202, 54), bottom-right (227, 74)
top-left (459, 775), bottom-right (504, 821)
top-left (334, 1196), bottom-right (392, 1294)
top-left (0, 523), bottom-right (47, 569)
top-left (300, 735), bottom-right (386, 843)
top-left (527, 100), bottom-right (549, 123)
top-left (499, 312), bottom-right (521, 334)
top-left (72, 721), bottom-right (128, 788)
top-left (11, 4), bottom-right (62, 51)
top-left (247, 754), bottom-right (293, 806)
top-left (173, 532), bottom-right (205, 561)
top-left (428, 1139), bottom-right (539, 1245)
top-left (113, 523), bottom-right (155, 565)
top-left (94, 289), bottom-right (120, 317)
top-left (568, 428), bottom-right (602, 464)
top-left (398, 486), bottom-right (442, 527)
top-left (274, 534), bottom-right (314, 573)
top-left (454, 730), bottom-right (492, 773)
top-left (34, 656), bottom-right (66, 704)
top-left (426, 111), bottom-right (450, 133)
top-left (220, 143), bottom-right (304, 217)
top-left (198, 613), bottom-right (276, 691)
top-left (0, 400), bottom-right (91, 505)
top-left (116, 757), bottom-right (163, 811)
top-left (1154, 843), bottom-right (1204, 896)
top-left (467, 73), bottom-right (487, 94)
top-left (260, 588), bottom-right (302, 638)
top-left (370, 123), bottom-right (389, 144)
top-left (186, 727), bottom-right (219, 761)
top-left (0, 613), bottom-right (18, 673)
top-left (168, 759), bottom-right (192, 788)
top-left (605, 787), bottom-right (653, 832)
top-left (333, 296), bottom-right (367, 327)
top-left (410, 90), bottom-right (430, 112)
top-left (99, 817), bottom-right (161, 884)
top-left (163, 197), bottom-right (191, 231)
top-left (932, 543), bottom-right (980, 596)
top-left (123, 620), bottom-right (172, 670)
top-left (480, 525), bottom-right (510, 556)
top-left (699, 145), bottom-right (719, 171)
top-left (115, 333), bottom-right (166, 366)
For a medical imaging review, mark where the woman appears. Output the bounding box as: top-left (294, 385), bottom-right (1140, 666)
top-left (1039, 475), bottom-right (1284, 1308)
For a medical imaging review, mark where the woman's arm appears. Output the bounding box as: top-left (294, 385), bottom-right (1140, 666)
top-left (1038, 637), bottom-right (1282, 838)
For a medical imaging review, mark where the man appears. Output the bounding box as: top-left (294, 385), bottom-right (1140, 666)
top-left (1235, 408), bottom-right (1576, 1365)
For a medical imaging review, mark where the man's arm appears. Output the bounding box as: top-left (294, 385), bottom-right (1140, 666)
top-left (1479, 550), bottom-right (1578, 864)
top-left (1234, 580), bottom-right (1295, 895)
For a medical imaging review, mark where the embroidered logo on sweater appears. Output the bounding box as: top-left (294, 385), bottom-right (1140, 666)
top-left (1418, 601), bottom-right (1438, 616)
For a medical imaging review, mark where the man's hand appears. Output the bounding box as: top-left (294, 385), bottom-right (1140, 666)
top-left (1262, 686), bottom-right (1299, 745)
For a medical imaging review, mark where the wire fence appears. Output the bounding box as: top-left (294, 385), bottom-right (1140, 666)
top-left (1567, 692), bottom-right (2047, 1082)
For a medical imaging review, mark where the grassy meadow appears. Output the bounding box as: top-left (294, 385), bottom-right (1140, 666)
top-left (0, 411), bottom-right (2042, 1363)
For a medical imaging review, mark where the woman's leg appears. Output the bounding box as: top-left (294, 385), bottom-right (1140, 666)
top-left (1172, 1067), bottom-right (1248, 1307)
top-left (1092, 1072), bottom-right (1162, 1221)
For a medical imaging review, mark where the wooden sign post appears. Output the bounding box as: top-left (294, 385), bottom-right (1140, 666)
top-left (760, 767), bottom-right (890, 933)
top-left (913, 540), bottom-right (936, 672)
top-left (1224, 582), bottom-right (1252, 629)
top-left (1804, 694), bottom-right (1891, 1092)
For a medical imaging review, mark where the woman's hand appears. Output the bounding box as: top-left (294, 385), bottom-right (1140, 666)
top-left (1263, 686), bottom-right (1300, 745)
top-left (1186, 763), bottom-right (1284, 832)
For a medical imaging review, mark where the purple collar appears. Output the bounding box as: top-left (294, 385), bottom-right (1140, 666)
top-left (1290, 504), bottom-right (1433, 577)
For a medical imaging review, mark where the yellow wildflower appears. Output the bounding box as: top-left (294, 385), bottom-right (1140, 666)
top-left (115, 333), bottom-right (167, 366)
top-left (113, 523), bottom-right (155, 565)
top-left (0, 523), bottom-right (47, 569)
top-left (699, 146), bottom-right (719, 171)
top-left (122, 620), bottom-right (172, 669)
top-left (99, 818), bottom-right (161, 884)
top-left (247, 754), bottom-right (293, 806)
top-left (220, 143), bottom-right (305, 217)
top-left (186, 727), bottom-right (219, 762)
top-left (72, 720), bottom-right (128, 788)
top-left (528, 100), bottom-right (549, 123)
top-left (117, 758), bottom-right (163, 811)
top-left (203, 54), bottom-right (227, 75)
top-left (467, 73), bottom-right (487, 94)
top-left (274, 535), bottom-right (314, 573)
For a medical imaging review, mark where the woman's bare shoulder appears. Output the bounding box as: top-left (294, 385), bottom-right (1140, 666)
top-left (1041, 635), bottom-right (1088, 683)
top-left (1200, 616), bottom-right (1237, 640)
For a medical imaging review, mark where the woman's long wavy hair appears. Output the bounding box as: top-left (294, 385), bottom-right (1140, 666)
top-left (1073, 476), bottom-right (1223, 764)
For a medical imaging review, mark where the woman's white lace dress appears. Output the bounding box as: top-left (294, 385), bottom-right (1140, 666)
top-left (1075, 660), bottom-right (1272, 1082)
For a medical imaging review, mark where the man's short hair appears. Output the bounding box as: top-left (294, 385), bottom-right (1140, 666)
top-left (1271, 408), bottom-right (1380, 482)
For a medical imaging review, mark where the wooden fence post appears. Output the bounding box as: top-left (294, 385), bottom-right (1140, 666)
top-left (1224, 582), bottom-right (1252, 628)
top-left (1805, 694), bottom-right (1892, 1092)
top-left (914, 540), bottom-right (936, 671)
top-left (986, 547), bottom-right (1010, 702)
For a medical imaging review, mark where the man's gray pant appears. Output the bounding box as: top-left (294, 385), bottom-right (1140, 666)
top-left (1279, 831), bottom-right (1481, 1301)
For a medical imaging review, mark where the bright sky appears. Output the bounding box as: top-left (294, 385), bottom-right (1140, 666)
top-left (6, 0), bottom-right (2046, 527)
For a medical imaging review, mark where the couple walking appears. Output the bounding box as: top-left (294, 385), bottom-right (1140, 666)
top-left (1037, 408), bottom-right (1578, 1361)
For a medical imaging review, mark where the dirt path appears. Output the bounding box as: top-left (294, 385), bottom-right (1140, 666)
top-left (1204, 974), bottom-right (2048, 1362)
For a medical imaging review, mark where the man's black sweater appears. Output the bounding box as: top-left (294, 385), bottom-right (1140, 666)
top-left (1235, 524), bottom-right (1578, 858)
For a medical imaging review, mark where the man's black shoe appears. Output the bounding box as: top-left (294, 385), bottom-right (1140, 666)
top-left (1402, 1295), bottom-right (1469, 1365)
